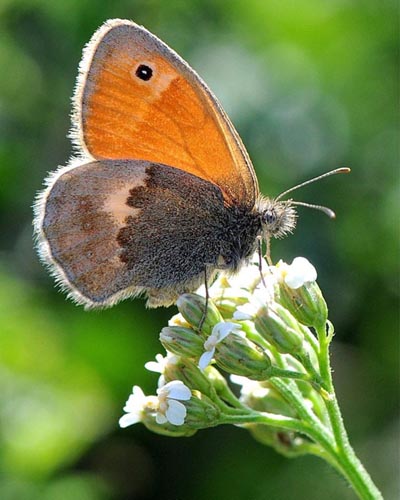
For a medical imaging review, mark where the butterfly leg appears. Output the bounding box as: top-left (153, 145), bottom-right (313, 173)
top-left (265, 235), bottom-right (274, 266)
top-left (198, 266), bottom-right (210, 332)
top-left (257, 235), bottom-right (267, 288)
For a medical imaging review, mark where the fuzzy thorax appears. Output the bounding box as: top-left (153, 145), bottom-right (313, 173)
top-left (257, 196), bottom-right (297, 239)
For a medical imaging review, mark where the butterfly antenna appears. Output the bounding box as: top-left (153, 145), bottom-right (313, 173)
top-left (290, 201), bottom-right (336, 218)
top-left (275, 167), bottom-right (351, 202)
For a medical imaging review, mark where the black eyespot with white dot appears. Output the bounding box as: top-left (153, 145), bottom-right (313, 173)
top-left (135, 64), bottom-right (153, 81)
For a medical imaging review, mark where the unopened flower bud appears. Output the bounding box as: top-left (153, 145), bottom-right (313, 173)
top-left (160, 326), bottom-right (204, 358)
top-left (163, 357), bottom-right (216, 399)
top-left (143, 415), bottom-right (197, 437)
top-left (275, 257), bottom-right (328, 328)
top-left (214, 331), bottom-right (272, 380)
top-left (183, 390), bottom-right (221, 429)
top-left (254, 303), bottom-right (304, 354)
top-left (278, 281), bottom-right (328, 329)
top-left (176, 294), bottom-right (222, 333)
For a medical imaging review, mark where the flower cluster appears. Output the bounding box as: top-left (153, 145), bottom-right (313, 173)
top-left (119, 255), bottom-right (328, 439)
top-left (117, 254), bottom-right (383, 500)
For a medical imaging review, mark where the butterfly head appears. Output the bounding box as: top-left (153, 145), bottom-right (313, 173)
top-left (258, 198), bottom-right (297, 239)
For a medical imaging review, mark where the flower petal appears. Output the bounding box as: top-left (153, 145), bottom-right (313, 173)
top-left (198, 349), bottom-right (215, 371)
top-left (234, 301), bottom-right (258, 319)
top-left (119, 412), bottom-right (141, 428)
top-left (164, 380), bottom-right (191, 401)
top-left (166, 399), bottom-right (187, 426)
top-left (145, 353), bottom-right (165, 373)
top-left (157, 375), bottom-right (166, 389)
top-left (123, 386), bottom-right (146, 412)
top-left (233, 307), bottom-right (253, 321)
top-left (144, 361), bottom-right (161, 372)
top-left (145, 353), bottom-right (179, 373)
top-left (226, 263), bottom-right (262, 290)
top-left (285, 257), bottom-right (317, 289)
top-left (212, 321), bottom-right (241, 342)
top-left (156, 412), bottom-right (168, 424)
top-left (203, 334), bottom-right (218, 351)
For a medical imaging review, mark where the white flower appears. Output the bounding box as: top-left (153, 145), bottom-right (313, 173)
top-left (145, 352), bottom-right (179, 373)
top-left (225, 261), bottom-right (264, 291)
top-left (198, 322), bottom-right (242, 370)
top-left (168, 313), bottom-right (189, 327)
top-left (233, 287), bottom-right (271, 320)
top-left (119, 386), bottom-right (158, 428)
top-left (156, 380), bottom-right (191, 426)
top-left (119, 381), bottom-right (192, 428)
top-left (145, 352), bottom-right (180, 387)
top-left (277, 257), bottom-right (317, 289)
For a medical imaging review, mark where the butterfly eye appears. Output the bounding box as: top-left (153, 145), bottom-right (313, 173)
top-left (260, 201), bottom-right (297, 239)
top-left (263, 209), bottom-right (276, 225)
top-left (135, 64), bottom-right (153, 81)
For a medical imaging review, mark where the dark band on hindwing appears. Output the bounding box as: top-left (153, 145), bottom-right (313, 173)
top-left (41, 159), bottom-right (262, 307)
top-left (116, 164), bottom-right (261, 288)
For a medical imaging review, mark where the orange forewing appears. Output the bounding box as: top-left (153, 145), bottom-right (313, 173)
top-left (74, 20), bottom-right (258, 208)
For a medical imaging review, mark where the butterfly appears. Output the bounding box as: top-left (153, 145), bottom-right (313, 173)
top-left (34, 19), bottom-right (347, 309)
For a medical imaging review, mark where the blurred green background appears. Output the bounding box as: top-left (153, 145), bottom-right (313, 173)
top-left (0, 1), bottom-right (398, 499)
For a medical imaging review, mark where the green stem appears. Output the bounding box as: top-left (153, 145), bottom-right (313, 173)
top-left (213, 379), bottom-right (249, 411)
top-left (270, 377), bottom-right (337, 455)
top-left (268, 349), bottom-right (327, 423)
top-left (224, 410), bottom-right (343, 475)
top-left (296, 351), bottom-right (330, 394)
top-left (222, 410), bottom-right (316, 436)
top-left (222, 411), bottom-right (294, 427)
top-left (316, 325), bottom-right (383, 500)
top-left (267, 366), bottom-right (314, 382)
top-left (300, 324), bottom-right (320, 354)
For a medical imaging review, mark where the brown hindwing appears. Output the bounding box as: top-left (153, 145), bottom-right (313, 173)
top-left (37, 160), bottom-right (261, 308)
